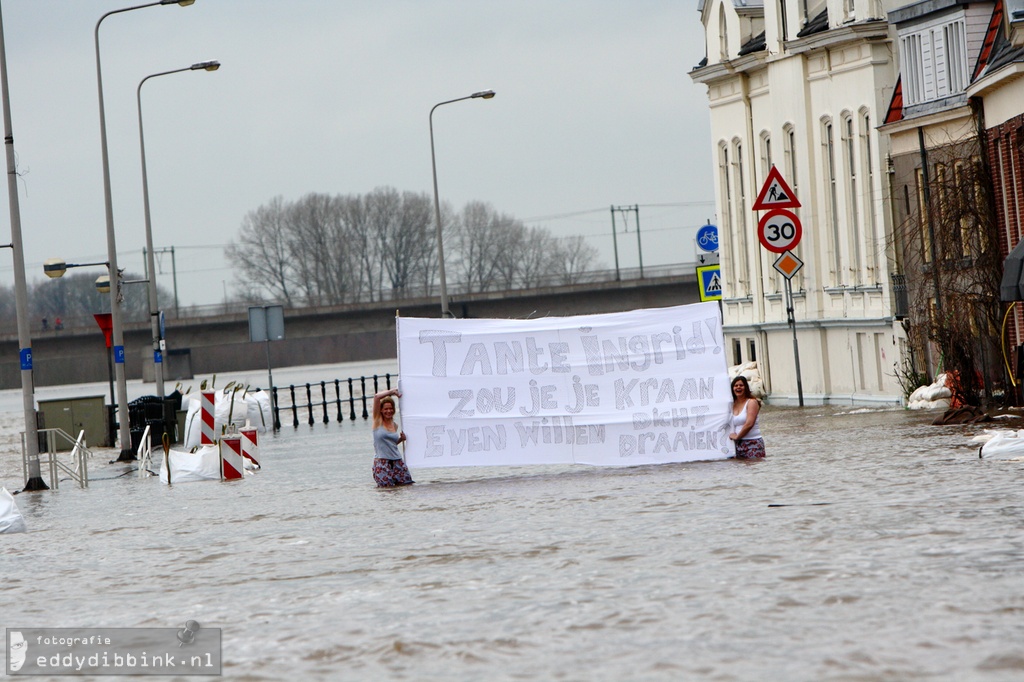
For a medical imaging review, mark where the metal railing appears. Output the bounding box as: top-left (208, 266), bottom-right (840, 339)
top-left (270, 373), bottom-right (394, 429)
top-left (24, 428), bottom-right (91, 489)
top-left (136, 424), bottom-right (153, 478)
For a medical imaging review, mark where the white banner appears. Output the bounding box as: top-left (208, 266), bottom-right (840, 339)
top-left (396, 301), bottom-right (735, 468)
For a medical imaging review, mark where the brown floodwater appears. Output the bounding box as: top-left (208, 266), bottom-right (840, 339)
top-left (2, 367), bottom-right (1023, 681)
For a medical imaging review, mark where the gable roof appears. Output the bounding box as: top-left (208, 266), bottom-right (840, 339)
top-left (884, 76), bottom-right (905, 124)
top-left (974, 0), bottom-right (1024, 80)
top-left (974, 0), bottom-right (1005, 80)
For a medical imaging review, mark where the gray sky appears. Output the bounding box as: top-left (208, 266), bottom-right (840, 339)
top-left (0, 0), bottom-right (713, 309)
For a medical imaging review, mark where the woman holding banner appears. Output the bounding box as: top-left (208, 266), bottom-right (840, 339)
top-left (729, 375), bottom-right (766, 459)
top-left (371, 387), bottom-right (414, 487)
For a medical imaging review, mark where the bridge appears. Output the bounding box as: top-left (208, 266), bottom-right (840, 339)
top-left (0, 271), bottom-right (702, 390)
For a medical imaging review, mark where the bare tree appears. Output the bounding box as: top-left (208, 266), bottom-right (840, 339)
top-left (551, 234), bottom-right (599, 285)
top-left (453, 201), bottom-right (510, 292)
top-left (286, 193), bottom-right (357, 306)
top-left (224, 189), bottom-right (605, 308)
top-left (30, 271), bottom-right (158, 330)
top-left (226, 196), bottom-right (296, 305)
top-left (396, 191), bottom-right (436, 294)
top-left (892, 132), bottom-right (1002, 406)
top-left (341, 193), bottom-right (380, 303)
top-left (0, 283), bottom-right (15, 333)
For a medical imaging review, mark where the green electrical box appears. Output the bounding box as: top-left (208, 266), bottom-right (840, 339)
top-left (37, 395), bottom-right (109, 451)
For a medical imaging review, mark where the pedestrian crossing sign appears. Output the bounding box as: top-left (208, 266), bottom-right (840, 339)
top-left (697, 264), bottom-right (722, 302)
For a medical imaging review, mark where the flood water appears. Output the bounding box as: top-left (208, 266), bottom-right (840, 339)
top-left (2, 360), bottom-right (1024, 681)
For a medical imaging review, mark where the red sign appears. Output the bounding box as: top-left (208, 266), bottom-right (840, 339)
top-left (758, 209), bottom-right (803, 253)
top-left (752, 166), bottom-right (801, 211)
top-left (93, 313), bottom-right (113, 349)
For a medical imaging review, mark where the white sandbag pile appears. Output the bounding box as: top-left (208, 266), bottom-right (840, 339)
top-left (157, 444), bottom-right (222, 483)
top-left (729, 361), bottom-right (766, 399)
top-left (907, 373), bottom-right (952, 410)
top-left (0, 487), bottom-right (27, 534)
top-left (180, 388), bottom-right (272, 449)
top-left (971, 429), bottom-right (1024, 460)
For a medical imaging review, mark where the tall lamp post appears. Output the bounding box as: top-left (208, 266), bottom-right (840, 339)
top-left (429, 90), bottom-right (495, 318)
top-left (95, 0), bottom-right (196, 460)
top-left (43, 260), bottom-right (116, 437)
top-left (0, 2), bottom-right (46, 490)
top-left (138, 60), bottom-right (219, 398)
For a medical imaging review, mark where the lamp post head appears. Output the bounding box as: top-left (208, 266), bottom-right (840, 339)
top-left (472, 90), bottom-right (496, 99)
top-left (191, 60), bottom-right (220, 72)
top-left (161, 0), bottom-right (196, 5)
top-left (95, 274), bottom-right (111, 294)
top-left (43, 258), bottom-right (67, 279)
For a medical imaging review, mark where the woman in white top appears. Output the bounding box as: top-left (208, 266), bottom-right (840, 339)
top-left (729, 375), bottom-right (766, 459)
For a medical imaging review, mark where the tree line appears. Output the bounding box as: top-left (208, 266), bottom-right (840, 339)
top-left (224, 187), bottom-right (601, 307)
top-left (0, 271), bottom-right (165, 334)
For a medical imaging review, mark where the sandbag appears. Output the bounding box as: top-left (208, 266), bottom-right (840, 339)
top-left (728, 361), bottom-right (766, 399)
top-left (181, 389), bottom-right (273, 448)
top-left (907, 397), bottom-right (951, 410)
top-left (980, 431), bottom-right (1024, 460)
top-left (0, 487), bottom-right (27, 534)
top-left (158, 444), bottom-right (221, 483)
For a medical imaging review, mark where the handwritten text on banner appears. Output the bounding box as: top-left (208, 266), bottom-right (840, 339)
top-left (397, 302), bottom-right (734, 468)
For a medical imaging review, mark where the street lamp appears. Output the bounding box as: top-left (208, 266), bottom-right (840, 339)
top-left (44, 259), bottom-right (118, 443)
top-left (43, 258), bottom-right (113, 283)
top-left (0, 3), bottom-right (47, 490)
top-left (95, 0), bottom-right (196, 461)
top-left (138, 60), bottom-right (220, 398)
top-left (429, 89), bottom-right (495, 317)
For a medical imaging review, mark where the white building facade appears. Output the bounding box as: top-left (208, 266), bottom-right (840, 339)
top-left (690, 0), bottom-right (909, 404)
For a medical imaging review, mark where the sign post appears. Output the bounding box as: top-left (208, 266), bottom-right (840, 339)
top-left (754, 165), bottom-right (804, 406)
top-left (248, 305), bottom-right (285, 430)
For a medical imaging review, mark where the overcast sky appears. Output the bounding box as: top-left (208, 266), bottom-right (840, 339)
top-left (0, 0), bottom-right (713, 309)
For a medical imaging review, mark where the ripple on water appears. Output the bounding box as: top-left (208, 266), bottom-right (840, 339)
top-left (4, 403), bottom-right (1024, 680)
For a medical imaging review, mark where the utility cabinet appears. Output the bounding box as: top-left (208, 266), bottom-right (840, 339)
top-left (37, 395), bottom-right (108, 450)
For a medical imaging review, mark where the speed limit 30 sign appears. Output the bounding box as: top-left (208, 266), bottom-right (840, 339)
top-left (757, 208), bottom-right (802, 253)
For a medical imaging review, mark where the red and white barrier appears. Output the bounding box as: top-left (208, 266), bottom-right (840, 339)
top-left (240, 427), bottom-right (260, 468)
top-left (200, 391), bottom-right (216, 445)
top-left (220, 436), bottom-right (244, 480)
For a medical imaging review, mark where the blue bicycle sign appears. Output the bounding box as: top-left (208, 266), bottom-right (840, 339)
top-left (696, 224), bottom-right (718, 253)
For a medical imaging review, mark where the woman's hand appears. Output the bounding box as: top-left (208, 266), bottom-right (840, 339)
top-left (729, 433), bottom-right (739, 441)
top-left (397, 431), bottom-right (406, 444)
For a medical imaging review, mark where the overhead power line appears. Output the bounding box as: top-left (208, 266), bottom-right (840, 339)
top-left (524, 201), bottom-right (713, 223)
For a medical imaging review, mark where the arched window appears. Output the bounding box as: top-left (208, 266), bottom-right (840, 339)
top-left (719, 5), bottom-right (729, 61)
top-left (859, 108), bottom-right (878, 279)
top-left (718, 141), bottom-right (734, 295)
top-left (732, 138), bottom-right (750, 294)
top-left (842, 113), bottom-right (862, 283)
top-left (822, 117), bottom-right (841, 283)
top-left (759, 130), bottom-right (772, 180)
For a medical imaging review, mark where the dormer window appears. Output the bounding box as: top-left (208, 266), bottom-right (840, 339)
top-left (899, 18), bottom-right (968, 106)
